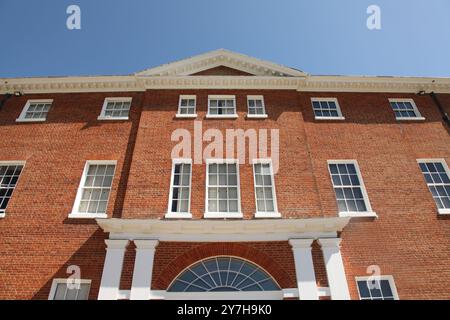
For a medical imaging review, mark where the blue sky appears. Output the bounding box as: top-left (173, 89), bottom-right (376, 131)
top-left (1, 0), bottom-right (449, 78)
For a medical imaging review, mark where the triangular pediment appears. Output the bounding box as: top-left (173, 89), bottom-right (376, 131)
top-left (135, 49), bottom-right (306, 77)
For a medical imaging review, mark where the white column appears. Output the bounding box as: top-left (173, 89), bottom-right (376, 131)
top-left (318, 238), bottom-right (350, 300)
top-left (289, 239), bottom-right (319, 300)
top-left (130, 240), bottom-right (159, 300)
top-left (98, 239), bottom-right (129, 300)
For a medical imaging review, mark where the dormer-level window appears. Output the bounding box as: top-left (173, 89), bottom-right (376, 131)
top-left (207, 95), bottom-right (238, 118)
top-left (247, 96), bottom-right (267, 118)
top-left (311, 98), bottom-right (344, 120)
top-left (98, 97), bottom-right (132, 120)
top-left (176, 95), bottom-right (197, 118)
top-left (389, 99), bottom-right (424, 120)
top-left (16, 99), bottom-right (53, 122)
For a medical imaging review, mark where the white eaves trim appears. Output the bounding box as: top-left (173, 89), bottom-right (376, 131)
top-left (135, 49), bottom-right (307, 77)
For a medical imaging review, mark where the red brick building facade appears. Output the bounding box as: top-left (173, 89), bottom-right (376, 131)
top-left (0, 50), bottom-right (449, 300)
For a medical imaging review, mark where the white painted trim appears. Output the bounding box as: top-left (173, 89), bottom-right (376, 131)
top-left (289, 239), bottom-right (319, 300)
top-left (176, 95), bottom-right (197, 118)
top-left (252, 159), bottom-right (280, 218)
top-left (311, 97), bottom-right (344, 120)
top-left (69, 160), bottom-right (117, 219)
top-left (16, 99), bottom-right (53, 122)
top-left (165, 158), bottom-right (193, 219)
top-left (417, 158), bottom-right (450, 215)
top-left (48, 278), bottom-right (91, 300)
top-left (135, 49), bottom-right (306, 77)
top-left (98, 97), bottom-right (132, 121)
top-left (247, 95), bottom-right (267, 118)
top-left (0, 161), bottom-right (26, 218)
top-left (97, 216), bottom-right (351, 240)
top-left (355, 275), bottom-right (399, 300)
top-left (388, 98), bottom-right (424, 120)
top-left (130, 240), bottom-right (159, 300)
top-left (327, 160), bottom-right (375, 217)
top-left (204, 159), bottom-right (242, 219)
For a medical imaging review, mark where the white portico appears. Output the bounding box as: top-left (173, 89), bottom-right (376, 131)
top-left (96, 217), bottom-right (351, 300)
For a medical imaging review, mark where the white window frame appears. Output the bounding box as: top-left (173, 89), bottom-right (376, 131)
top-left (355, 275), bottom-right (399, 300)
top-left (16, 99), bottom-right (53, 122)
top-left (206, 95), bottom-right (238, 119)
top-left (388, 98), bottom-right (425, 121)
top-left (98, 97), bottom-right (132, 121)
top-left (204, 159), bottom-right (242, 218)
top-left (327, 160), bottom-right (377, 218)
top-left (69, 160), bottom-right (117, 219)
top-left (176, 95), bottom-right (197, 118)
top-left (246, 95), bottom-right (268, 119)
top-left (252, 159), bottom-right (280, 218)
top-left (0, 161), bottom-right (26, 218)
top-left (165, 158), bottom-right (193, 219)
top-left (311, 97), bottom-right (345, 120)
top-left (417, 158), bottom-right (450, 215)
top-left (48, 279), bottom-right (91, 300)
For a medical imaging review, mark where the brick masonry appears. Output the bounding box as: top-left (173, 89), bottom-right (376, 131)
top-left (0, 88), bottom-right (449, 299)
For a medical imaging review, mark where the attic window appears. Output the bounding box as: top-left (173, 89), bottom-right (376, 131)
top-left (207, 95), bottom-right (238, 119)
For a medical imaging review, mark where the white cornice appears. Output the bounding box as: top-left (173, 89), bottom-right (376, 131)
top-left (96, 217), bottom-right (350, 242)
top-left (2, 75), bottom-right (450, 94)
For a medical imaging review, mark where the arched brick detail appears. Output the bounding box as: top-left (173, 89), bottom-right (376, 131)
top-left (153, 242), bottom-right (295, 289)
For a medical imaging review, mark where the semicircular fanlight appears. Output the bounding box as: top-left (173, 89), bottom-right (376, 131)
top-left (167, 256), bottom-right (280, 292)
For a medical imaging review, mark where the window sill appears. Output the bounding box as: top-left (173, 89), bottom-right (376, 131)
top-left (97, 116), bottom-right (129, 121)
top-left (175, 114), bottom-right (197, 119)
top-left (204, 212), bottom-right (243, 219)
top-left (315, 116), bottom-right (345, 121)
top-left (205, 114), bottom-right (239, 119)
top-left (16, 118), bottom-right (47, 123)
top-left (68, 213), bottom-right (108, 219)
top-left (246, 114), bottom-right (268, 119)
top-left (165, 212), bottom-right (193, 219)
top-left (254, 212), bottom-right (281, 218)
top-left (338, 211), bottom-right (377, 218)
top-left (395, 117), bottom-right (425, 121)
top-left (0, 211), bottom-right (5, 218)
top-left (438, 209), bottom-right (450, 215)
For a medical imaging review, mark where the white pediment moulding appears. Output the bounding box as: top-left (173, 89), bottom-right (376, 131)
top-left (2, 75), bottom-right (450, 94)
top-left (96, 217), bottom-right (351, 242)
top-left (135, 49), bottom-right (307, 77)
top-left (1, 49), bottom-right (450, 93)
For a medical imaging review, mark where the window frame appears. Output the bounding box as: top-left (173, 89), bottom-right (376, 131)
top-left (252, 159), bottom-right (280, 218)
top-left (0, 161), bottom-right (26, 218)
top-left (417, 158), bottom-right (450, 215)
top-left (327, 160), bottom-right (377, 218)
top-left (388, 98), bottom-right (425, 121)
top-left (355, 275), bottom-right (399, 300)
top-left (176, 95), bottom-right (197, 118)
top-left (206, 95), bottom-right (238, 119)
top-left (204, 159), bottom-right (242, 218)
top-left (311, 97), bottom-right (345, 120)
top-left (69, 160), bottom-right (117, 219)
top-left (165, 158), bottom-right (193, 219)
top-left (98, 97), bottom-right (132, 121)
top-left (246, 95), bottom-right (268, 119)
top-left (16, 99), bottom-right (53, 122)
top-left (48, 278), bottom-right (91, 300)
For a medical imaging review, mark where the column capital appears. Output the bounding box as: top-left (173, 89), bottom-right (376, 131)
top-left (289, 238), bottom-right (315, 249)
top-left (317, 238), bottom-right (342, 249)
top-left (134, 239), bottom-right (159, 250)
top-left (105, 239), bottom-right (130, 250)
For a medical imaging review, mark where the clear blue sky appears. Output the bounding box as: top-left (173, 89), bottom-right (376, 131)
top-left (1, 0), bottom-right (449, 78)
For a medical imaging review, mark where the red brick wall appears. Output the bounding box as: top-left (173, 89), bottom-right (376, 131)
top-left (0, 92), bottom-right (143, 299)
top-left (0, 89), bottom-right (449, 300)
